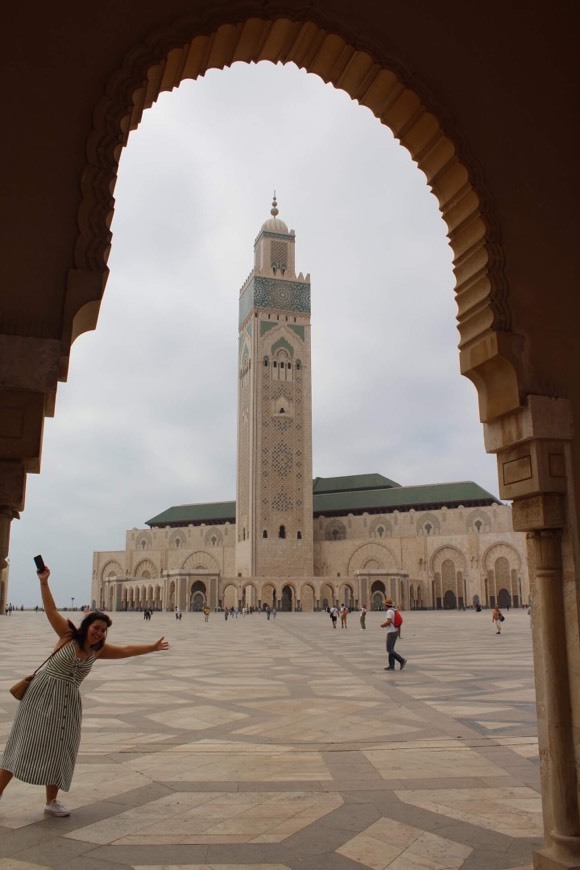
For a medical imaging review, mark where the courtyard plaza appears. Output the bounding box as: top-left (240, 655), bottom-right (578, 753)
top-left (0, 608), bottom-right (540, 870)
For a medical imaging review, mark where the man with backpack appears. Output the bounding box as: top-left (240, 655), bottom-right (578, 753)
top-left (380, 598), bottom-right (407, 671)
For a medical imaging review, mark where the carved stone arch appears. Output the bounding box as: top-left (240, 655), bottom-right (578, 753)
top-left (101, 559), bottom-right (123, 581)
top-left (482, 542), bottom-right (521, 573)
top-left (181, 551), bottom-right (219, 572)
top-left (416, 512), bottom-right (441, 536)
top-left (69, 14), bottom-right (522, 424)
top-left (136, 530), bottom-right (153, 550)
top-left (430, 545), bottom-right (466, 575)
top-left (348, 543), bottom-right (398, 574)
top-left (134, 558), bottom-right (158, 578)
top-left (169, 529), bottom-right (187, 548)
top-left (204, 528), bottom-right (223, 547)
top-left (466, 508), bottom-right (492, 533)
top-left (271, 336), bottom-right (295, 359)
top-left (369, 517), bottom-right (392, 538)
top-left (325, 519), bottom-right (346, 541)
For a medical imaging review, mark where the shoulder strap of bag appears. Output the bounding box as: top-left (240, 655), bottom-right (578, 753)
top-left (31, 644), bottom-right (65, 676)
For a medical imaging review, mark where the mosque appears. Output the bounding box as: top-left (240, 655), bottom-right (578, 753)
top-left (91, 201), bottom-right (529, 613)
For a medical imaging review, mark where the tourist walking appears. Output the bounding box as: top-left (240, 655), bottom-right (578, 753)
top-left (340, 605), bottom-right (348, 628)
top-left (492, 604), bottom-right (504, 634)
top-left (380, 598), bottom-right (407, 671)
top-left (329, 605), bottom-right (339, 628)
top-left (0, 566), bottom-right (169, 817)
top-left (359, 605), bottom-right (367, 630)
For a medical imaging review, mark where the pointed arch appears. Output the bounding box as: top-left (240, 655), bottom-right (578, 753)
top-left (68, 14), bottom-right (521, 424)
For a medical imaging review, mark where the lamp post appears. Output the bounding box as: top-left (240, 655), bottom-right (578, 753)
top-left (71, 596), bottom-right (75, 610)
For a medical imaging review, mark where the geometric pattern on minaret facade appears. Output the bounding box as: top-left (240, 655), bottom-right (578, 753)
top-left (235, 197), bottom-right (314, 578)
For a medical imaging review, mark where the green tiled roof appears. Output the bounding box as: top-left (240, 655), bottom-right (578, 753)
top-left (146, 501), bottom-right (235, 527)
top-left (146, 477), bottom-right (500, 528)
top-left (312, 481), bottom-right (500, 515)
top-left (313, 473), bottom-right (400, 494)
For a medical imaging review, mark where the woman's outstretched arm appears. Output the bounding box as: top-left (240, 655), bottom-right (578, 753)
top-left (38, 568), bottom-right (71, 639)
top-left (98, 637), bottom-right (169, 659)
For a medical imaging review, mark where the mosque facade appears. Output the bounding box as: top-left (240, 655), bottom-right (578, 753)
top-left (91, 202), bottom-right (529, 613)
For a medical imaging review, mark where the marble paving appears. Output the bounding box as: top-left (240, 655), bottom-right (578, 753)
top-left (0, 609), bottom-right (540, 869)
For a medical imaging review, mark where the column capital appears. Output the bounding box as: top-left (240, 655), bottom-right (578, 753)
top-left (484, 396), bottom-right (573, 505)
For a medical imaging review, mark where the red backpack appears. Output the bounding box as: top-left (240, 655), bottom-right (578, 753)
top-left (393, 610), bottom-right (403, 628)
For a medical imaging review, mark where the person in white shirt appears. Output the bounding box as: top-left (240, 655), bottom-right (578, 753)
top-left (380, 598), bottom-right (407, 671)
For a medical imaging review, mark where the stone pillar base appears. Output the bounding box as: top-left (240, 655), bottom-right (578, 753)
top-left (534, 845), bottom-right (580, 869)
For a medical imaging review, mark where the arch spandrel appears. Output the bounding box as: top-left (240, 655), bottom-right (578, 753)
top-left (69, 14), bottom-right (522, 425)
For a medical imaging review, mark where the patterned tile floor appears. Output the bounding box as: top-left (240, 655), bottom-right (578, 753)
top-left (0, 609), bottom-right (540, 869)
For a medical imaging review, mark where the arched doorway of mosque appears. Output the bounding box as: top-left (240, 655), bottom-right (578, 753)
top-left (222, 584), bottom-right (238, 609)
top-left (243, 583), bottom-right (258, 609)
top-left (320, 582), bottom-right (334, 610)
top-left (443, 589), bottom-right (457, 610)
top-left (340, 584), bottom-right (355, 608)
top-left (167, 581), bottom-right (176, 611)
top-left (498, 587), bottom-right (511, 608)
top-left (281, 584), bottom-right (293, 612)
top-left (261, 584), bottom-right (276, 609)
top-left (190, 580), bottom-right (207, 611)
top-left (301, 584), bottom-right (315, 612)
top-left (371, 580), bottom-right (386, 610)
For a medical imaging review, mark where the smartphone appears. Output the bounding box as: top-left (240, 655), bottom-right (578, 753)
top-left (33, 555), bottom-right (46, 573)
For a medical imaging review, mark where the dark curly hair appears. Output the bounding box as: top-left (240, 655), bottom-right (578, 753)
top-left (67, 610), bottom-right (112, 651)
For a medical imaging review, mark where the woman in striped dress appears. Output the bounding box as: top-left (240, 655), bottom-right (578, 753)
top-left (0, 566), bottom-right (169, 817)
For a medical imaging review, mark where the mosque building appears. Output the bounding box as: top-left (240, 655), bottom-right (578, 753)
top-left (91, 200), bottom-right (529, 613)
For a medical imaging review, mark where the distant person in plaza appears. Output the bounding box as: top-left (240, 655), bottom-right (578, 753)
top-left (203, 605), bottom-right (210, 622)
top-left (329, 605), bottom-right (339, 628)
top-left (360, 605), bottom-right (367, 630)
top-left (0, 566), bottom-right (169, 818)
top-left (380, 598), bottom-right (407, 671)
top-left (492, 604), bottom-right (503, 634)
top-left (340, 605), bottom-right (348, 628)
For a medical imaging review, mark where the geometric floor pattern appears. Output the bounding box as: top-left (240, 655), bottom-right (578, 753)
top-left (0, 609), bottom-right (540, 869)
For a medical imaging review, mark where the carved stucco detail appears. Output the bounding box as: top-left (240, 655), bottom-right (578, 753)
top-left (431, 545), bottom-right (466, 576)
top-left (181, 550), bottom-right (219, 572)
top-left (348, 543), bottom-right (398, 574)
top-left (481, 542), bottom-right (521, 574)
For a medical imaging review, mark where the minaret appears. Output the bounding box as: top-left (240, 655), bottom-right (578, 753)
top-left (235, 196), bottom-right (313, 579)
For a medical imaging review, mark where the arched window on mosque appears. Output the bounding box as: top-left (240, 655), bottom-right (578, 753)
top-left (475, 520), bottom-right (482, 533)
top-left (424, 523), bottom-right (432, 535)
top-left (279, 525), bottom-right (286, 539)
top-left (263, 530), bottom-right (268, 538)
top-left (297, 531), bottom-right (302, 540)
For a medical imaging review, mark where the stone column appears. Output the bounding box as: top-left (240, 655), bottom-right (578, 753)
top-left (485, 396), bottom-right (580, 869)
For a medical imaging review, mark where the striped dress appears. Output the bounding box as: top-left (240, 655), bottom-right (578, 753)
top-left (2, 643), bottom-right (95, 791)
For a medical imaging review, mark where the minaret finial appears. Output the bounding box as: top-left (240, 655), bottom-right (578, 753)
top-left (271, 191), bottom-right (279, 218)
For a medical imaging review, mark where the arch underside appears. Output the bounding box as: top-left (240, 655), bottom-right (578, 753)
top-left (71, 13), bottom-right (523, 424)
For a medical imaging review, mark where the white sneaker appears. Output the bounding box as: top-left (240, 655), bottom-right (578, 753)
top-left (44, 798), bottom-right (70, 817)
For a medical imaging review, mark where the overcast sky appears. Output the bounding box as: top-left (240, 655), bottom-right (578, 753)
top-left (7, 61), bottom-right (500, 608)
